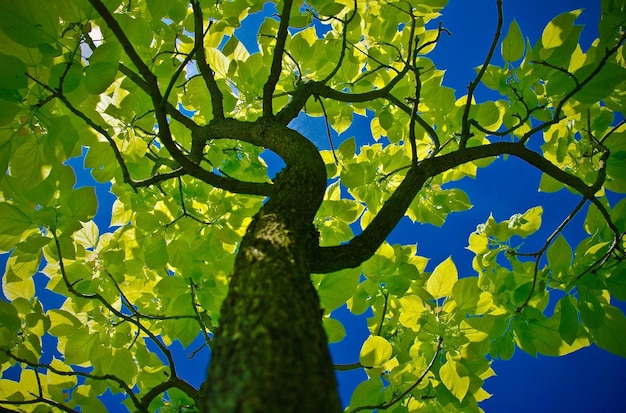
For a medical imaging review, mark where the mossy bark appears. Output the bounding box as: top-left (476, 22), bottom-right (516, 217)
top-left (201, 124), bottom-right (341, 412)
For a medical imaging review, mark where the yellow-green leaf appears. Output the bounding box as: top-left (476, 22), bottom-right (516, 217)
top-left (426, 256), bottom-right (457, 299)
top-left (359, 335), bottom-right (392, 367)
top-left (439, 355), bottom-right (470, 402)
top-left (398, 295), bottom-right (426, 331)
top-left (541, 10), bottom-right (582, 49)
top-left (501, 20), bottom-right (524, 62)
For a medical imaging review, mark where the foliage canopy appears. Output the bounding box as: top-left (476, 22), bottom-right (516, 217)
top-left (0, 0), bottom-right (625, 412)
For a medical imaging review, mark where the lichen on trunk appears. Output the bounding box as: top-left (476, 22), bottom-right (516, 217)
top-left (201, 125), bottom-right (340, 412)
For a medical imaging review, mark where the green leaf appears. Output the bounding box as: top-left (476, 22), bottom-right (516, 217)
top-left (478, 64), bottom-right (507, 92)
top-left (0, 99), bottom-right (20, 125)
top-left (439, 355), bottom-right (470, 402)
top-left (154, 276), bottom-right (188, 299)
top-left (48, 115), bottom-right (80, 157)
top-left (47, 358), bottom-right (77, 401)
top-left (490, 330), bottom-right (515, 360)
top-left (541, 10), bottom-right (582, 49)
top-left (501, 20), bottom-right (524, 62)
top-left (49, 63), bottom-right (83, 93)
top-left (65, 328), bottom-right (101, 365)
top-left (359, 335), bottom-right (392, 367)
top-left (317, 267), bottom-right (361, 312)
top-left (426, 256), bottom-right (457, 299)
top-left (169, 317), bottom-right (199, 347)
top-left (85, 141), bottom-right (117, 182)
top-left (5, 250), bottom-right (40, 281)
top-left (337, 136), bottom-right (356, 159)
top-left (57, 187), bottom-right (98, 233)
top-left (0, 53), bottom-right (27, 90)
top-left (508, 206), bottom-right (543, 238)
top-left (573, 63), bottom-right (626, 104)
top-left (348, 282), bottom-right (373, 315)
top-left (452, 277), bottom-right (493, 315)
top-left (531, 310), bottom-right (588, 356)
top-left (349, 377), bottom-right (385, 410)
top-left (323, 317), bottom-right (346, 343)
top-left (0, 300), bottom-right (20, 344)
top-left (73, 385), bottom-right (108, 413)
top-left (589, 305), bottom-right (626, 358)
top-left (99, 348), bottom-right (136, 383)
top-left (0, 202), bottom-right (32, 235)
top-left (473, 101), bottom-right (504, 130)
top-left (611, 198), bottom-right (626, 233)
top-left (47, 309), bottom-right (82, 337)
top-left (398, 295), bottom-right (426, 331)
top-left (539, 173), bottom-right (564, 192)
top-left (606, 266), bottom-right (626, 301)
top-left (0, 0), bottom-right (59, 48)
top-left (84, 62), bottom-right (118, 94)
top-left (378, 108), bottom-right (394, 130)
top-left (578, 289), bottom-right (605, 328)
top-left (547, 235), bottom-right (572, 280)
top-left (144, 235), bottom-right (168, 270)
top-left (557, 295), bottom-right (579, 346)
top-left (318, 2), bottom-right (345, 16)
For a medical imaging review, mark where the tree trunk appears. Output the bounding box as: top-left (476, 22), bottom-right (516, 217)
top-left (201, 125), bottom-right (341, 412)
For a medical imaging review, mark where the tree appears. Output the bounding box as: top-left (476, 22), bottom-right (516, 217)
top-left (0, 0), bottom-right (625, 411)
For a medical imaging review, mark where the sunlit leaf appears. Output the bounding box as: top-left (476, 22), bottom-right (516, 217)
top-left (440, 355), bottom-right (470, 402)
top-left (360, 335), bottom-right (392, 367)
top-left (426, 256), bottom-right (457, 299)
top-left (399, 295), bottom-right (426, 331)
top-left (541, 10), bottom-right (582, 49)
top-left (501, 20), bottom-right (524, 62)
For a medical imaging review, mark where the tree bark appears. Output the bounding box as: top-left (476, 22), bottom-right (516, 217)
top-left (201, 125), bottom-right (341, 412)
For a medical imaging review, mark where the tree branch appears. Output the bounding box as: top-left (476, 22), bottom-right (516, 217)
top-left (320, 0), bottom-right (358, 84)
top-left (311, 142), bottom-right (606, 273)
top-left (387, 94), bottom-right (440, 150)
top-left (191, 0), bottom-right (224, 119)
top-left (263, 0), bottom-right (293, 117)
top-left (88, 0), bottom-right (157, 87)
top-left (334, 362), bottom-right (363, 371)
top-left (520, 31), bottom-right (626, 144)
top-left (139, 376), bottom-right (199, 411)
top-left (515, 198), bottom-right (587, 312)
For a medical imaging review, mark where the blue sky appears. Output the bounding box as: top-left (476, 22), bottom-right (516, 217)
top-left (2, 1), bottom-right (625, 412)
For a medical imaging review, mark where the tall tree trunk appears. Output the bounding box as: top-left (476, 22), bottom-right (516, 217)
top-left (201, 125), bottom-right (341, 412)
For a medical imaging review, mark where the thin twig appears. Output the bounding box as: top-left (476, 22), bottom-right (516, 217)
top-left (348, 337), bottom-right (443, 413)
top-left (460, 0), bottom-right (503, 148)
